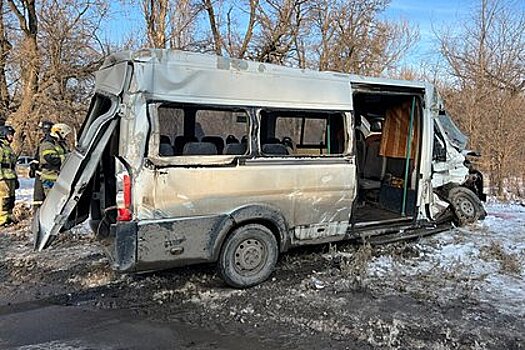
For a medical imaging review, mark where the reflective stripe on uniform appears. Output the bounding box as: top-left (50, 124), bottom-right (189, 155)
top-left (0, 140), bottom-right (17, 180)
top-left (41, 149), bottom-right (59, 156)
top-left (39, 139), bottom-right (67, 182)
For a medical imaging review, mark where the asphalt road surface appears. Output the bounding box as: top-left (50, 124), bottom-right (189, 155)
top-left (0, 300), bottom-right (276, 350)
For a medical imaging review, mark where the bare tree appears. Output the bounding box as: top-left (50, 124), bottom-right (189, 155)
top-left (6, 0), bottom-right (39, 138)
top-left (202, 0), bottom-right (223, 55)
top-left (252, 0), bottom-right (308, 64)
top-left (438, 0), bottom-right (525, 197)
top-left (143, 0), bottom-right (169, 48)
top-left (1, 0), bottom-right (110, 152)
top-left (311, 0), bottom-right (418, 75)
top-left (0, 0), bottom-right (12, 119)
top-left (169, 0), bottom-right (201, 50)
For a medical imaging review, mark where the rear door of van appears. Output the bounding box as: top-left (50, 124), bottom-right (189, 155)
top-left (33, 93), bottom-right (120, 251)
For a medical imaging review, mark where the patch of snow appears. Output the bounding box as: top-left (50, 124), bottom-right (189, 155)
top-left (366, 203), bottom-right (525, 317)
top-left (16, 177), bottom-right (34, 203)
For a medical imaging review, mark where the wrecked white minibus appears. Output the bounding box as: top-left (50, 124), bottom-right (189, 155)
top-left (33, 49), bottom-right (486, 288)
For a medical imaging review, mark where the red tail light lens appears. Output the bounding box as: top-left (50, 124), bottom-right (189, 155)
top-left (117, 174), bottom-right (132, 221)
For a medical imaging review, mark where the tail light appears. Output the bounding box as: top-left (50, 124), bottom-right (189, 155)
top-left (116, 172), bottom-right (132, 222)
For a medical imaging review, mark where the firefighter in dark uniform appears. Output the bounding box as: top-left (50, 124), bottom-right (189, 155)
top-left (30, 121), bottom-right (53, 210)
top-left (39, 123), bottom-right (71, 196)
top-left (0, 125), bottom-right (18, 226)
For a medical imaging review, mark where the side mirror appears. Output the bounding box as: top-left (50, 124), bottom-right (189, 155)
top-left (462, 150), bottom-right (481, 157)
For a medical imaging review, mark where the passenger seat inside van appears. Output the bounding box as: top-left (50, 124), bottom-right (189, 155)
top-left (201, 136), bottom-right (225, 154)
top-left (183, 142), bottom-right (218, 155)
top-left (262, 143), bottom-right (289, 155)
top-left (174, 135), bottom-right (198, 155)
top-left (224, 143), bottom-right (246, 155)
top-left (160, 135), bottom-right (175, 156)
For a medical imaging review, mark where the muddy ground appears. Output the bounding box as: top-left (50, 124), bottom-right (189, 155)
top-left (0, 202), bottom-right (524, 349)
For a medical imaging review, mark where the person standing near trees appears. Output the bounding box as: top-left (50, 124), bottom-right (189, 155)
top-left (0, 125), bottom-right (18, 226)
top-left (39, 123), bottom-right (71, 196)
top-left (30, 121), bottom-right (53, 210)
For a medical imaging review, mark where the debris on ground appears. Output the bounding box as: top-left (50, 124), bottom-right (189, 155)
top-left (1, 198), bottom-right (524, 349)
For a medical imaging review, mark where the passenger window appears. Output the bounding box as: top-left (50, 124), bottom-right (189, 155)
top-left (157, 104), bottom-right (250, 156)
top-left (260, 110), bottom-right (346, 156)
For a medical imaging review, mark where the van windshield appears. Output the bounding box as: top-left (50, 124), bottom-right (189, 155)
top-left (437, 113), bottom-right (468, 151)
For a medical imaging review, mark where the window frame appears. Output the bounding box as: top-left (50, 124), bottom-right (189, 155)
top-left (257, 108), bottom-right (352, 158)
top-left (146, 101), bottom-right (254, 167)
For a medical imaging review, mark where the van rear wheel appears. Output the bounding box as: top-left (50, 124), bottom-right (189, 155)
top-left (218, 224), bottom-right (278, 288)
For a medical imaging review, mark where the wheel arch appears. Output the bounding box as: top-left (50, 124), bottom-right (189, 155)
top-left (210, 204), bottom-right (291, 261)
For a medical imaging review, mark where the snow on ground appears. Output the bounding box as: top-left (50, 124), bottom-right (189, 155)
top-left (365, 202), bottom-right (525, 317)
top-left (16, 177), bottom-right (34, 203)
top-left (7, 177), bottom-right (525, 326)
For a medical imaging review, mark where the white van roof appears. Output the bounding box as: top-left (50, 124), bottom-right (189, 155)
top-left (349, 74), bottom-right (428, 90)
top-left (96, 49), bottom-right (353, 110)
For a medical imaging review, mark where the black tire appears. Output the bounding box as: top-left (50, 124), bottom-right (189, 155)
top-left (448, 186), bottom-right (486, 226)
top-left (218, 224), bottom-right (278, 288)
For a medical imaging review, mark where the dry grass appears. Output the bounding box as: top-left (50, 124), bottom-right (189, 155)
top-left (13, 202), bottom-right (32, 223)
top-left (479, 241), bottom-right (522, 275)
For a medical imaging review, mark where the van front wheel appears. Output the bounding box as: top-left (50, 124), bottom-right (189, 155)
top-left (218, 224), bottom-right (278, 288)
top-left (448, 186), bottom-right (485, 226)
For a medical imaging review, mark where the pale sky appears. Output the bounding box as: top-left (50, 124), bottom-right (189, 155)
top-left (383, 0), bottom-right (473, 64)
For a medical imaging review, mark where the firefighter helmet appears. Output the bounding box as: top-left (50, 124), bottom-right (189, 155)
top-left (0, 125), bottom-right (15, 139)
top-left (50, 123), bottom-right (72, 139)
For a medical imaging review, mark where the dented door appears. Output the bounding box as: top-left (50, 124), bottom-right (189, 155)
top-left (33, 96), bottom-right (120, 251)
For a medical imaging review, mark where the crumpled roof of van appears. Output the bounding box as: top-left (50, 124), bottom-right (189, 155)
top-left (97, 49), bottom-right (354, 110)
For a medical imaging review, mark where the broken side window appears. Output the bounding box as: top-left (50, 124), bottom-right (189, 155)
top-left (157, 104), bottom-right (250, 156)
top-left (259, 110), bottom-right (346, 157)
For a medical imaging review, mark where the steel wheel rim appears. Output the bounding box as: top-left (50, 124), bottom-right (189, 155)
top-left (233, 238), bottom-right (267, 276)
top-left (457, 196), bottom-right (475, 218)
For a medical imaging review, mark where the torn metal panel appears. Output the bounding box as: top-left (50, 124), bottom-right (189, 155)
top-left (294, 222), bottom-right (349, 241)
top-left (34, 100), bottom-right (120, 251)
top-left (135, 215), bottom-right (228, 270)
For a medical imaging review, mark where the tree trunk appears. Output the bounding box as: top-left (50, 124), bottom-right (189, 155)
top-left (144, 0), bottom-right (169, 48)
top-left (203, 0), bottom-right (222, 55)
top-left (6, 0), bottom-right (39, 151)
top-left (0, 0), bottom-right (11, 119)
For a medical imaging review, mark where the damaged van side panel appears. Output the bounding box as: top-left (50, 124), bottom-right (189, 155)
top-left (127, 160), bottom-right (356, 269)
top-left (135, 215), bottom-right (232, 271)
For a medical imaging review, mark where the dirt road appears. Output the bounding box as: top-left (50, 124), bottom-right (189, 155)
top-left (0, 202), bottom-right (524, 349)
